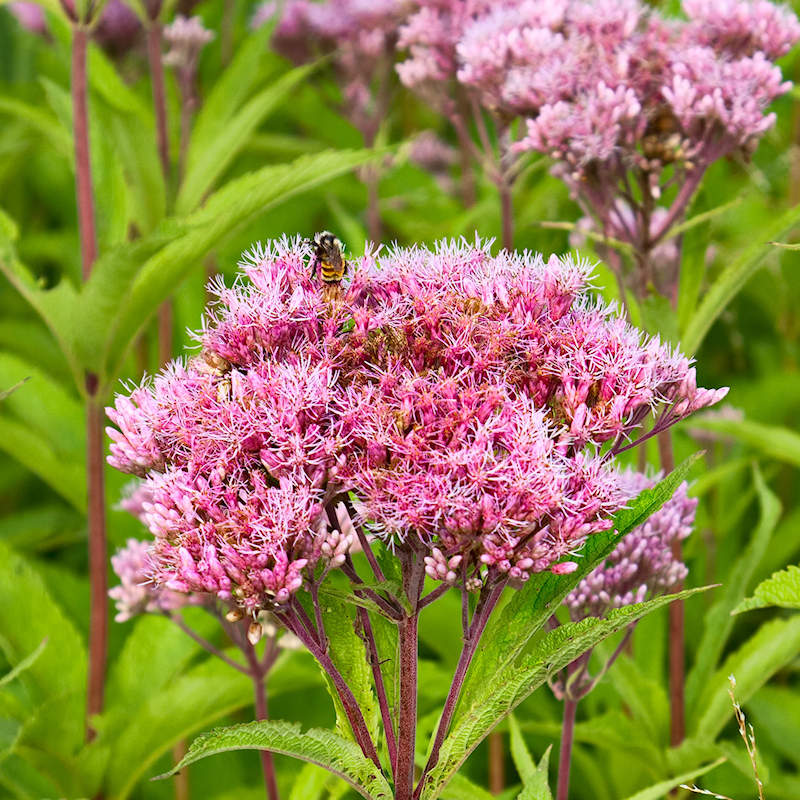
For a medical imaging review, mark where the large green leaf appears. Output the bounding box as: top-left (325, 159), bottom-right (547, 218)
top-left (689, 415), bottom-right (800, 468)
top-left (420, 587), bottom-right (708, 800)
top-left (691, 616), bottom-right (800, 741)
top-left (158, 720), bottom-right (394, 800)
top-left (188, 24), bottom-right (275, 158)
top-left (103, 148), bottom-right (378, 385)
top-left (74, 225), bottom-right (188, 375)
top-left (686, 466), bottom-right (780, 708)
top-left (681, 202), bottom-right (800, 354)
top-left (98, 615), bottom-right (322, 798)
top-left (733, 565), bottom-right (800, 614)
top-left (460, 455), bottom-right (700, 714)
top-left (177, 63), bottom-right (316, 214)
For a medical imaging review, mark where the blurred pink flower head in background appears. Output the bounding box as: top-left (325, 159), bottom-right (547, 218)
top-left (565, 471), bottom-right (697, 620)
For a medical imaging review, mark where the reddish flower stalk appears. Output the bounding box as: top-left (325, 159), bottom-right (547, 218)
top-left (556, 694), bottom-right (578, 800)
top-left (72, 27), bottom-right (97, 280)
top-left (71, 22), bottom-right (107, 737)
top-left (245, 639), bottom-right (281, 800)
top-left (147, 22), bottom-right (170, 181)
top-left (145, 18), bottom-right (173, 366)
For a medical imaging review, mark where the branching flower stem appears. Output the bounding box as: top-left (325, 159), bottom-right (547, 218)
top-left (414, 578), bottom-right (507, 799)
top-left (170, 611), bottom-right (281, 800)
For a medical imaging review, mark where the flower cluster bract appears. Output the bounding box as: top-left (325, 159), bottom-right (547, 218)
top-left (107, 238), bottom-right (725, 613)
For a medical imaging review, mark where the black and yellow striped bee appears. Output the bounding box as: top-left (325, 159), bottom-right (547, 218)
top-left (310, 231), bottom-right (348, 285)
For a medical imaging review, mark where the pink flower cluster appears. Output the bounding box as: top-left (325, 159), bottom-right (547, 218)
top-left (565, 471), bottom-right (696, 619)
top-left (265, 0), bottom-right (409, 140)
top-left (107, 238), bottom-right (725, 609)
top-left (109, 537), bottom-right (201, 622)
top-left (398, 0), bottom-right (797, 237)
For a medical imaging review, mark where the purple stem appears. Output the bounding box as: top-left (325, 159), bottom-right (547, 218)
top-left (556, 696), bottom-right (578, 800)
top-left (169, 613), bottom-right (251, 676)
top-left (499, 178), bottom-right (514, 252)
top-left (147, 22), bottom-right (170, 180)
top-left (395, 612), bottom-right (419, 800)
top-left (649, 165), bottom-right (708, 245)
top-left (72, 24), bottom-right (107, 738)
top-left (145, 22), bottom-right (174, 367)
top-left (245, 642), bottom-right (280, 800)
top-left (358, 606), bottom-right (398, 774)
top-left (277, 606), bottom-right (381, 768)
top-left (419, 582), bottom-right (450, 609)
top-left (72, 27), bottom-right (97, 279)
top-left (85, 400), bottom-right (107, 736)
top-left (341, 556), bottom-right (403, 620)
top-left (415, 581), bottom-right (506, 797)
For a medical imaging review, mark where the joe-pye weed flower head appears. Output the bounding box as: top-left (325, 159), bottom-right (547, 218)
top-left (107, 237), bottom-right (726, 615)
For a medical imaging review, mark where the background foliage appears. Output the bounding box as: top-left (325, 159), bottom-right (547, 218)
top-left (0, 0), bottom-right (799, 797)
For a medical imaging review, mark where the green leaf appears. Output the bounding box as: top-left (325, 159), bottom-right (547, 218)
top-left (620, 758), bottom-right (726, 800)
top-left (157, 720), bottom-right (394, 800)
top-left (420, 587), bottom-right (708, 800)
top-left (88, 42), bottom-right (150, 119)
top-left (103, 649), bottom-right (318, 798)
top-left (102, 104), bottom-right (166, 235)
top-left (686, 466), bottom-right (780, 708)
top-left (177, 63), bottom-right (316, 214)
top-left (681, 202), bottom-right (800, 353)
top-left (0, 218), bottom-right (83, 389)
top-left (440, 772), bottom-right (496, 800)
top-left (103, 148), bottom-right (379, 385)
top-left (189, 24), bottom-right (274, 156)
top-left (688, 415), bottom-right (800, 468)
top-left (734, 565), bottom-right (800, 614)
top-left (692, 616), bottom-right (800, 741)
top-left (0, 353), bottom-right (85, 508)
top-left (0, 542), bottom-right (86, 759)
top-left (461, 454), bottom-right (701, 710)
top-left (663, 197), bottom-right (742, 241)
top-left (0, 98), bottom-right (72, 160)
top-left (74, 226), bottom-right (187, 375)
top-left (288, 763), bottom-right (335, 800)
top-left (0, 416), bottom-right (85, 509)
top-left (604, 653), bottom-right (669, 744)
top-left (318, 592), bottom-right (380, 745)
top-left (508, 715), bottom-right (552, 800)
